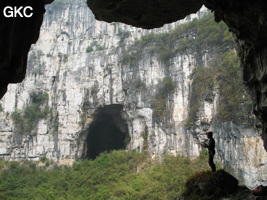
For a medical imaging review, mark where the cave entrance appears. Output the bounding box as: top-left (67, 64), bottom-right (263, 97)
top-left (86, 104), bottom-right (129, 160)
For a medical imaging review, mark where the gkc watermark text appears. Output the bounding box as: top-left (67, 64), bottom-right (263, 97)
top-left (3, 6), bottom-right (33, 18)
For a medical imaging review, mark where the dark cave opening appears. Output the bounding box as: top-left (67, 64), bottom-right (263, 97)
top-left (86, 105), bottom-right (129, 160)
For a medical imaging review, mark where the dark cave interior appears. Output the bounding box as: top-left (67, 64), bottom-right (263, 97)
top-left (86, 105), bottom-right (129, 160)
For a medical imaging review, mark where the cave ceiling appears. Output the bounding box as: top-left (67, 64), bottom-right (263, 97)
top-left (87, 0), bottom-right (204, 29)
top-left (2, 0), bottom-right (267, 148)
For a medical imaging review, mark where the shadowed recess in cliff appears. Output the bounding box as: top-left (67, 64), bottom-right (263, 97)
top-left (86, 104), bottom-right (130, 160)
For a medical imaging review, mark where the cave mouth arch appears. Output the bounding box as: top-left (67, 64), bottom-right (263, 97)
top-left (86, 104), bottom-right (130, 160)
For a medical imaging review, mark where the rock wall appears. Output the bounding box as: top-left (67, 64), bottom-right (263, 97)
top-left (214, 121), bottom-right (267, 187)
top-left (0, 0), bottom-right (266, 188)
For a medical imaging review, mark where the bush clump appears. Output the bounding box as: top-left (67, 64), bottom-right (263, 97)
top-left (11, 91), bottom-right (50, 135)
top-left (151, 77), bottom-right (176, 120)
top-left (186, 49), bottom-right (253, 129)
top-left (86, 46), bottom-right (93, 53)
top-left (120, 12), bottom-right (234, 68)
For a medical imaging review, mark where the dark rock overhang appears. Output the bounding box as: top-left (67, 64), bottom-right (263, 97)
top-left (87, 0), bottom-right (204, 29)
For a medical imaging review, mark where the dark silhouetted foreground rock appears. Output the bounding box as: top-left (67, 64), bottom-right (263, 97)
top-left (183, 170), bottom-right (239, 200)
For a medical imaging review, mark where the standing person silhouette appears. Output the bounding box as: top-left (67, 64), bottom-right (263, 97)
top-left (202, 131), bottom-right (216, 172)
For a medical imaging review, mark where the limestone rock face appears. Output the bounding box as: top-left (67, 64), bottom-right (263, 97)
top-left (213, 122), bottom-right (267, 187)
top-left (0, 0), bottom-right (267, 188)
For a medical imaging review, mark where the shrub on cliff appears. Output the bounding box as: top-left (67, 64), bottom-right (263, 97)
top-left (187, 50), bottom-right (253, 126)
top-left (151, 77), bottom-right (176, 120)
top-left (11, 91), bottom-right (50, 135)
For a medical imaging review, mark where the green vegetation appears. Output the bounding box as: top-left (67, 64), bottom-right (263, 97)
top-left (0, 150), bottom-right (210, 200)
top-left (57, 53), bottom-right (68, 63)
top-left (141, 125), bottom-right (149, 151)
top-left (86, 46), bottom-right (93, 53)
top-left (118, 30), bottom-right (130, 46)
top-left (187, 50), bottom-right (252, 124)
top-left (85, 45), bottom-right (105, 53)
top-left (132, 79), bottom-right (143, 89)
top-left (151, 77), bottom-right (176, 120)
top-left (27, 50), bottom-right (45, 75)
top-left (79, 100), bottom-right (90, 127)
top-left (120, 49), bottom-right (141, 67)
top-left (120, 12), bottom-right (233, 67)
top-left (63, 54), bottom-right (68, 63)
top-left (216, 51), bottom-right (252, 121)
top-left (96, 46), bottom-right (105, 51)
top-left (11, 91), bottom-right (50, 135)
top-left (187, 62), bottom-right (216, 125)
